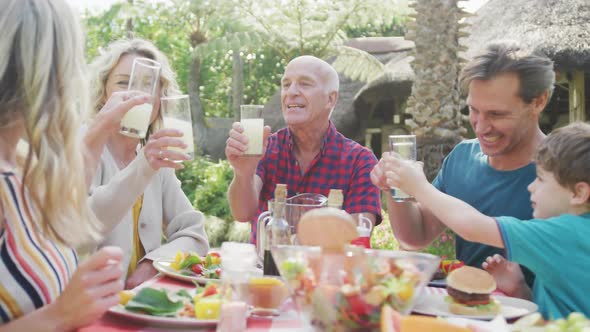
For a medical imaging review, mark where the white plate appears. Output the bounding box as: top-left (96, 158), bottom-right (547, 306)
top-left (412, 293), bottom-right (538, 320)
top-left (152, 258), bottom-right (220, 284)
top-left (108, 304), bottom-right (217, 327)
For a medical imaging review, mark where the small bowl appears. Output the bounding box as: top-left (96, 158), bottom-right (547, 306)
top-left (247, 275), bottom-right (289, 316)
top-left (271, 245), bottom-right (439, 331)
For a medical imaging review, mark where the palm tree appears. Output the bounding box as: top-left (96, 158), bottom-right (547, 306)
top-left (404, 0), bottom-right (471, 180)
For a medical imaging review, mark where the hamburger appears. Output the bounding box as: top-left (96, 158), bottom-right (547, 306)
top-left (445, 266), bottom-right (500, 315)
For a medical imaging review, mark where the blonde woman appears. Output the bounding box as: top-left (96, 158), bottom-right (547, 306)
top-left (0, 0), bottom-right (151, 330)
top-left (87, 38), bottom-right (209, 289)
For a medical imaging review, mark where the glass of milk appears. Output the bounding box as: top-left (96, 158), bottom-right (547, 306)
top-left (240, 105), bottom-right (264, 156)
top-left (120, 58), bottom-right (161, 139)
top-left (161, 95), bottom-right (194, 161)
top-left (388, 134), bottom-right (417, 202)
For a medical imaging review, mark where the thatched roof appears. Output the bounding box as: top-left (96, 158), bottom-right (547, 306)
top-left (354, 50), bottom-right (414, 103)
top-left (464, 0), bottom-right (590, 71)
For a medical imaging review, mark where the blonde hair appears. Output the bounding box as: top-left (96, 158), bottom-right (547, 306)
top-left (0, 0), bottom-right (101, 246)
top-left (89, 38), bottom-right (180, 141)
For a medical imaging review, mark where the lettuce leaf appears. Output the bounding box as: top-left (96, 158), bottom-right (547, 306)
top-left (179, 254), bottom-right (202, 270)
top-left (125, 288), bottom-right (184, 317)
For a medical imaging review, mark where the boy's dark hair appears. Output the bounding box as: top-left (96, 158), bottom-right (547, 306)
top-left (536, 122), bottom-right (590, 193)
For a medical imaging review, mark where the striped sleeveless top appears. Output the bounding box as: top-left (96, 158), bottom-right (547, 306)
top-left (0, 172), bottom-right (78, 323)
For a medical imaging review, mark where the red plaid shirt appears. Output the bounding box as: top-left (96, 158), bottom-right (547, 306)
top-left (252, 122), bottom-right (382, 243)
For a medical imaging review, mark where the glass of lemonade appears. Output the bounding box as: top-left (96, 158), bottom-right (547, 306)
top-left (389, 134), bottom-right (417, 202)
top-left (161, 95), bottom-right (194, 160)
top-left (120, 58), bottom-right (161, 139)
top-left (240, 105), bottom-right (264, 156)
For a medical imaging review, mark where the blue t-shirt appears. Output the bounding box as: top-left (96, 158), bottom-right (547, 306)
top-left (498, 213), bottom-right (590, 319)
top-left (433, 139), bottom-right (536, 285)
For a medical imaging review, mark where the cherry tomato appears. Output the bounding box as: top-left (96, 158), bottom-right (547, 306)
top-left (202, 284), bottom-right (218, 297)
top-left (191, 264), bottom-right (204, 275)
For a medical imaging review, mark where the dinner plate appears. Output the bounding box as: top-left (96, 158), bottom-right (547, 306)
top-left (108, 304), bottom-right (218, 327)
top-left (412, 292), bottom-right (538, 320)
top-left (152, 258), bottom-right (219, 284)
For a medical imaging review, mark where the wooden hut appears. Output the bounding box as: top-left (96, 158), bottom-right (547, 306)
top-left (463, 0), bottom-right (590, 130)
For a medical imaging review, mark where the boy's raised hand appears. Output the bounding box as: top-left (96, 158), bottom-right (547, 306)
top-left (383, 153), bottom-right (428, 197)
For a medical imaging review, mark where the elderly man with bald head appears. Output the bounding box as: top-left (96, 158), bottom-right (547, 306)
top-left (225, 55), bottom-right (382, 244)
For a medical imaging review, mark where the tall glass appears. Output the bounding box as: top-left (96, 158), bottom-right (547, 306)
top-left (240, 105), bottom-right (264, 156)
top-left (389, 134), bottom-right (417, 201)
top-left (161, 95), bottom-right (194, 160)
top-left (120, 58), bottom-right (161, 139)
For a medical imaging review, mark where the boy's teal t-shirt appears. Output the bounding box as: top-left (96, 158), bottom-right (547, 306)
top-left (432, 139), bottom-right (536, 285)
top-left (497, 213), bottom-right (590, 319)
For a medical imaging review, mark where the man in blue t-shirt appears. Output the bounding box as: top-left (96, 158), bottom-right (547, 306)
top-left (382, 122), bottom-right (590, 319)
top-left (371, 41), bottom-right (555, 297)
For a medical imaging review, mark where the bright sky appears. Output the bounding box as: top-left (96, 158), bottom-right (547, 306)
top-left (67, 0), bottom-right (490, 13)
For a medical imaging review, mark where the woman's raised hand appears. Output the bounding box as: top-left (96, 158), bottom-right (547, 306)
top-left (50, 246), bottom-right (124, 331)
top-left (143, 128), bottom-right (190, 170)
top-left (95, 91), bottom-right (151, 136)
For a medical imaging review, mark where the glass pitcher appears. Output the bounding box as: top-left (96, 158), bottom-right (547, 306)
top-left (256, 193), bottom-right (327, 260)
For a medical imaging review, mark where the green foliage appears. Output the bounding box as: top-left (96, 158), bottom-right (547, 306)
top-left (226, 221), bottom-right (251, 243)
top-left (371, 208), bottom-right (455, 259)
top-left (83, 0), bottom-right (411, 119)
top-left (371, 210), bottom-right (400, 250)
top-left (198, 48), bottom-right (286, 117)
top-left (420, 229), bottom-right (456, 260)
top-left (192, 159), bottom-right (234, 222)
top-left (83, 0), bottom-right (194, 94)
top-left (176, 157), bottom-right (234, 222)
top-left (229, 0), bottom-right (406, 58)
top-left (344, 14), bottom-right (410, 38)
top-left (176, 156), bottom-right (215, 203)
top-left (203, 215), bottom-right (230, 248)
top-left (176, 157), bottom-right (245, 247)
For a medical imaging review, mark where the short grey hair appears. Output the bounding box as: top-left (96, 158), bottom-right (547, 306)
top-left (460, 41), bottom-right (555, 103)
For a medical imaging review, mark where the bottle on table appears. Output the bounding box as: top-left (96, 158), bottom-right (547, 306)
top-left (327, 189), bottom-right (343, 209)
top-left (263, 184), bottom-right (290, 276)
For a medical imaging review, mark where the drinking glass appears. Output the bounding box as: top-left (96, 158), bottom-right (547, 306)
top-left (120, 58), bottom-right (161, 139)
top-left (161, 95), bottom-right (194, 160)
top-left (240, 105), bottom-right (264, 156)
top-left (388, 134), bottom-right (417, 201)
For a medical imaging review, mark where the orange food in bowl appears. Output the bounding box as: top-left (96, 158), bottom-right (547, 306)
top-left (248, 276), bottom-right (289, 309)
top-left (400, 316), bottom-right (472, 332)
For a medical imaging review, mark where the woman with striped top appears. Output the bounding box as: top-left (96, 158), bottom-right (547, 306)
top-left (0, 0), bottom-right (148, 330)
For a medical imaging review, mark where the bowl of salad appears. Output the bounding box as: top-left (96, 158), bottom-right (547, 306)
top-left (271, 245), bottom-right (439, 332)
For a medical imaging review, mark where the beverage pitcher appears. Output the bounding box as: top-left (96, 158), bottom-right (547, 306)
top-left (257, 193), bottom-right (327, 259)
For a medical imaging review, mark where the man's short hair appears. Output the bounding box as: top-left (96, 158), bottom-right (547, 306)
top-left (460, 41), bottom-right (555, 103)
top-left (536, 122), bottom-right (590, 193)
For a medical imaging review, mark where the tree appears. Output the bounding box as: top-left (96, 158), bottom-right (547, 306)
top-left (228, 0), bottom-right (409, 83)
top-left (404, 0), bottom-right (470, 180)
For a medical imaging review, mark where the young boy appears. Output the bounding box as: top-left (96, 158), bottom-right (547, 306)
top-left (383, 122), bottom-right (590, 319)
